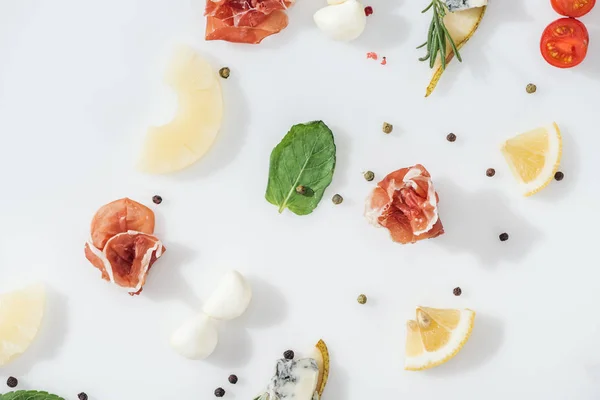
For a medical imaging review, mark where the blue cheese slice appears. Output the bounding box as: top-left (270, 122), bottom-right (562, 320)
top-left (444, 0), bottom-right (487, 12)
top-left (262, 359), bottom-right (320, 400)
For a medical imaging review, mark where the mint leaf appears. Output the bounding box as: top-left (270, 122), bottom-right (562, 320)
top-left (0, 391), bottom-right (65, 400)
top-left (265, 121), bottom-right (336, 215)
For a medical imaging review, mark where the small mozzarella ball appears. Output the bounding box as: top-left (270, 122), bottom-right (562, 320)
top-left (314, 0), bottom-right (366, 42)
top-left (203, 270), bottom-right (252, 321)
top-left (170, 313), bottom-right (218, 360)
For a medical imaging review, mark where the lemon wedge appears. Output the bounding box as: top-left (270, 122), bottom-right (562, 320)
top-left (501, 122), bottom-right (562, 196)
top-left (0, 284), bottom-right (45, 366)
top-left (405, 306), bottom-right (475, 371)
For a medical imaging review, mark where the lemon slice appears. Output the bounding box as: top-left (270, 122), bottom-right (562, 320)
top-left (0, 284), bottom-right (45, 366)
top-left (405, 306), bottom-right (475, 371)
top-left (312, 339), bottom-right (330, 396)
top-left (501, 122), bottom-right (562, 196)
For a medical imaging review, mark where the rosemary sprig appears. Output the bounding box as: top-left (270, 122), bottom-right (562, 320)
top-left (417, 0), bottom-right (462, 70)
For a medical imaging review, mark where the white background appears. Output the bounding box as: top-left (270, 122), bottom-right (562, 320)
top-left (1, 0), bottom-right (600, 399)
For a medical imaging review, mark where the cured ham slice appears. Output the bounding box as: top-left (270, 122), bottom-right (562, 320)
top-left (90, 198), bottom-right (155, 249)
top-left (365, 165), bottom-right (444, 244)
top-left (85, 232), bottom-right (165, 295)
top-left (85, 198), bottom-right (165, 295)
top-left (205, 0), bottom-right (295, 44)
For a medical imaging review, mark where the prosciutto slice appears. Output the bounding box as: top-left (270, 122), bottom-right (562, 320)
top-left (205, 0), bottom-right (295, 44)
top-left (365, 165), bottom-right (444, 244)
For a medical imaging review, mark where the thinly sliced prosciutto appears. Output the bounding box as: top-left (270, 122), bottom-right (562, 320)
top-left (205, 0), bottom-right (295, 44)
top-left (85, 198), bottom-right (165, 295)
top-left (365, 165), bottom-right (444, 244)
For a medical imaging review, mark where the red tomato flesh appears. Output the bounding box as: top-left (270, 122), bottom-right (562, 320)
top-left (540, 18), bottom-right (589, 68)
top-left (551, 0), bottom-right (596, 18)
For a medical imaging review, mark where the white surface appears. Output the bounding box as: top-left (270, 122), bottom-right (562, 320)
top-left (1, 0), bottom-right (600, 399)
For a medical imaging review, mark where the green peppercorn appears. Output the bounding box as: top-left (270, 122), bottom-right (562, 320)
top-left (363, 171), bottom-right (375, 182)
top-left (382, 122), bottom-right (393, 134)
top-left (357, 294), bottom-right (367, 304)
top-left (332, 194), bottom-right (343, 205)
top-left (219, 67), bottom-right (230, 79)
top-left (526, 83), bottom-right (537, 94)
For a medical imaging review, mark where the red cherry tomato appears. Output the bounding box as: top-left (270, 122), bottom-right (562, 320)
top-left (551, 0), bottom-right (596, 17)
top-left (540, 18), bottom-right (589, 68)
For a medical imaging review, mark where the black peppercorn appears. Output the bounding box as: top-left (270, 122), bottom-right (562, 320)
top-left (526, 83), bottom-right (537, 94)
top-left (228, 374), bottom-right (238, 384)
top-left (332, 194), bottom-right (343, 205)
top-left (78, 393), bottom-right (88, 400)
top-left (283, 350), bottom-right (295, 360)
top-left (453, 287), bottom-right (462, 296)
top-left (6, 377), bottom-right (18, 388)
top-left (215, 387), bottom-right (226, 397)
top-left (554, 171), bottom-right (564, 181)
top-left (499, 233), bottom-right (509, 242)
top-left (486, 168), bottom-right (496, 177)
top-left (152, 195), bottom-right (162, 205)
top-left (446, 133), bottom-right (457, 142)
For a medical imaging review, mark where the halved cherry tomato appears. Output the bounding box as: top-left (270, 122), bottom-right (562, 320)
top-left (551, 0), bottom-right (596, 18)
top-left (540, 18), bottom-right (589, 68)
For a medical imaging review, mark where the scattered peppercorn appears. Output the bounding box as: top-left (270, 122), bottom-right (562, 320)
top-left (152, 195), bottom-right (162, 205)
top-left (78, 393), bottom-right (88, 400)
top-left (486, 168), bottom-right (496, 177)
top-left (219, 67), bottom-right (230, 79)
top-left (382, 122), bottom-right (393, 134)
top-left (228, 374), bottom-right (238, 384)
top-left (215, 388), bottom-right (226, 397)
top-left (6, 377), bottom-right (18, 388)
top-left (526, 83), bottom-right (537, 94)
top-left (357, 294), bottom-right (367, 304)
top-left (446, 133), bottom-right (457, 142)
top-left (283, 350), bottom-right (295, 360)
top-left (499, 233), bottom-right (509, 242)
top-left (364, 6), bottom-right (373, 16)
top-left (296, 185), bottom-right (307, 195)
top-left (363, 171), bottom-right (375, 182)
top-left (453, 287), bottom-right (462, 296)
top-left (332, 194), bottom-right (343, 205)
top-left (554, 171), bottom-right (564, 181)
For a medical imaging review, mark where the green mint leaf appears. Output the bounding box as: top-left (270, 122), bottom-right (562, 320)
top-left (265, 121), bottom-right (336, 215)
top-left (0, 390), bottom-right (65, 400)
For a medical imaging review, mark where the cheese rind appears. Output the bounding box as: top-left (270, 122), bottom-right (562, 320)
top-left (444, 0), bottom-right (487, 12)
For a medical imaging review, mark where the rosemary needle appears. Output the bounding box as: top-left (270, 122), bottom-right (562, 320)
top-left (417, 0), bottom-right (462, 70)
